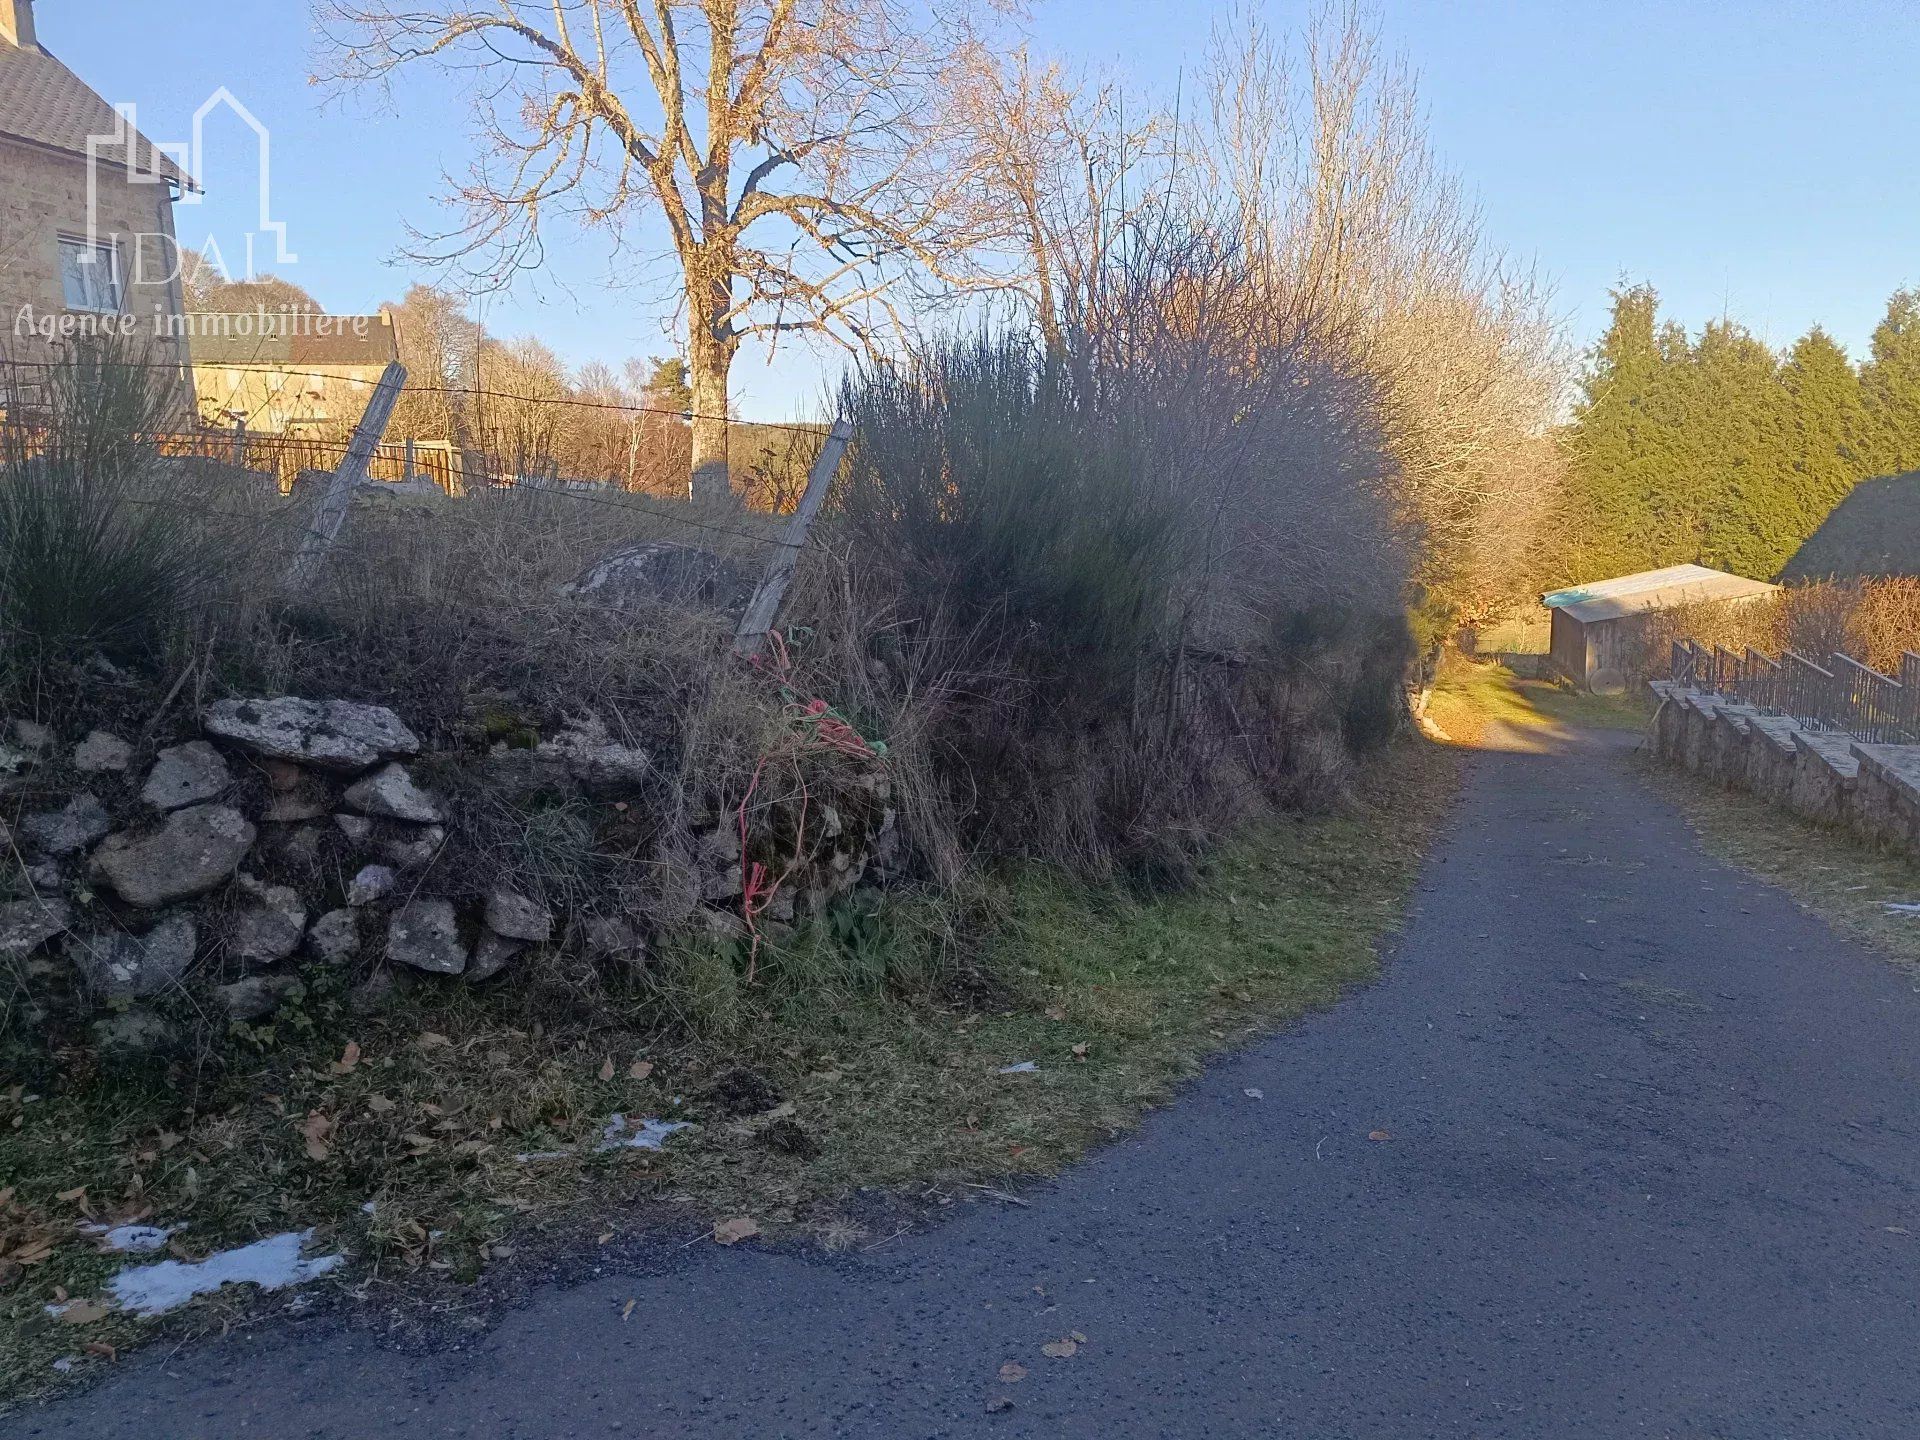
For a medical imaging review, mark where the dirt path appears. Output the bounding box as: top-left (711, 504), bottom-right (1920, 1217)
top-left (14, 718), bottom-right (1920, 1438)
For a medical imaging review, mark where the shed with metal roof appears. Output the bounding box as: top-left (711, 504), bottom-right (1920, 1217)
top-left (1542, 564), bottom-right (1778, 693)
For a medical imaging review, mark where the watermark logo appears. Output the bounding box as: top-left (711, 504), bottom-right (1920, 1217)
top-left (86, 86), bottom-right (296, 280)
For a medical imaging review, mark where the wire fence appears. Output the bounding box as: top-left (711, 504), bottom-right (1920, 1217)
top-left (1670, 638), bottom-right (1920, 745)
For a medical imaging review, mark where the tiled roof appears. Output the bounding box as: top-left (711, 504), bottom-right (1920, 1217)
top-left (1542, 564), bottom-right (1778, 624)
top-left (190, 313), bottom-right (399, 368)
top-left (0, 41), bottom-right (193, 188)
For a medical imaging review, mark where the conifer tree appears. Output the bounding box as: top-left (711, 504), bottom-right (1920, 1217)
top-left (1861, 289), bottom-right (1920, 475)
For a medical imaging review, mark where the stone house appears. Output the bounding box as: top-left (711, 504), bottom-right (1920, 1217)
top-left (0, 0), bottom-right (194, 412)
top-left (191, 310), bottom-right (399, 438)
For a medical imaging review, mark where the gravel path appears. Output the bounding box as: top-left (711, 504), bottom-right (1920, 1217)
top-left (15, 724), bottom-right (1920, 1439)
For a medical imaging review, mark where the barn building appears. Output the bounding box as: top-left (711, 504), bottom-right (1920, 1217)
top-left (1543, 564), bottom-right (1778, 693)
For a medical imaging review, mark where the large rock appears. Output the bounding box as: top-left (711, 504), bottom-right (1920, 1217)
top-left (465, 931), bottom-right (523, 984)
top-left (306, 908), bottom-right (360, 965)
top-left (69, 915), bottom-right (197, 1001)
top-left (386, 899), bottom-right (467, 976)
top-left (231, 883), bottom-right (306, 965)
top-left (381, 826), bottom-right (445, 870)
top-left (484, 887), bottom-right (552, 943)
top-left (217, 975), bottom-right (300, 1023)
top-left (0, 897), bottom-right (70, 957)
top-left (92, 804), bottom-right (256, 906)
top-left (343, 763), bottom-right (443, 823)
top-left (22, 794), bottom-right (110, 857)
top-left (141, 742), bottom-right (231, 811)
top-left (561, 542), bottom-right (753, 615)
top-left (584, 915), bottom-right (648, 969)
top-left (348, 863), bottom-right (396, 907)
top-left (92, 1008), bottom-right (179, 1058)
top-left (205, 698), bottom-right (419, 774)
top-left (72, 730), bottom-right (132, 773)
top-left (535, 715), bottom-right (650, 793)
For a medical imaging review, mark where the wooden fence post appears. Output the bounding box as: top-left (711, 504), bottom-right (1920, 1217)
top-left (285, 361), bottom-right (407, 588)
top-left (732, 418), bottom-right (853, 659)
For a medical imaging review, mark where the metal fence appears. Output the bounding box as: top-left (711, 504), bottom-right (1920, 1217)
top-left (1670, 638), bottom-right (1920, 744)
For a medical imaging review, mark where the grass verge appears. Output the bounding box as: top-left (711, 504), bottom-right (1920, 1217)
top-left (1, 738), bottom-right (1458, 1402)
top-left (1649, 761), bottom-right (1920, 974)
top-left (1427, 656), bottom-right (1648, 747)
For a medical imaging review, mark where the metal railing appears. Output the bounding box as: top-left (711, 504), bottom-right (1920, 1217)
top-left (1670, 640), bottom-right (1920, 744)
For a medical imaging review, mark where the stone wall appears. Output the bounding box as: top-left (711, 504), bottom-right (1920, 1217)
top-left (1649, 681), bottom-right (1920, 856)
top-left (1, 694), bottom-right (895, 1057)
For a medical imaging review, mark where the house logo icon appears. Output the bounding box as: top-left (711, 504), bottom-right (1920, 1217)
top-left (85, 86), bottom-right (296, 278)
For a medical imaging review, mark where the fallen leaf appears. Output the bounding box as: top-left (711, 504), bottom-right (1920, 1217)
top-left (598, 1057), bottom-right (615, 1082)
top-left (300, 1112), bottom-right (333, 1162)
top-left (416, 1032), bottom-right (452, 1049)
top-left (713, 1216), bottom-right (761, 1245)
top-left (997, 1361), bottom-right (1028, 1383)
top-left (1368, 1130), bottom-right (1392, 1142)
top-left (1041, 1338), bottom-right (1078, 1359)
top-left (366, 1094), bottom-right (396, 1114)
top-left (330, 1042), bottom-right (362, 1075)
top-left (621, 1298), bottom-right (636, 1321)
top-left (986, 1397), bottom-right (1014, 1413)
top-left (1044, 1007), bottom-right (1066, 1022)
top-left (597, 1231), bottom-right (614, 1245)
top-left (1244, 1088), bottom-right (1264, 1100)
top-left (82, 1340), bottom-right (117, 1361)
top-left (627, 1059), bottom-right (654, 1081)
top-left (1070, 1042), bottom-right (1089, 1061)
top-left (55, 1186), bottom-right (87, 1205)
top-left (58, 1300), bottom-right (109, 1326)
top-left (1070, 1331), bottom-right (1087, 1344)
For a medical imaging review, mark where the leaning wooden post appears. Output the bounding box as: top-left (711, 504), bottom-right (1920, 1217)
top-left (285, 362), bottom-right (407, 588)
top-left (732, 418), bottom-right (853, 659)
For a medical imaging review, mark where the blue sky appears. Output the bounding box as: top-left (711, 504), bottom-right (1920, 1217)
top-left (37, 0), bottom-right (1920, 419)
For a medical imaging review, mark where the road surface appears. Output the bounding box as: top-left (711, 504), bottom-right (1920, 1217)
top-left (14, 720), bottom-right (1920, 1438)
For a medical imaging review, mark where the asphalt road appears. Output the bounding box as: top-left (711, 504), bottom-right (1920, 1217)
top-left (14, 722), bottom-right (1920, 1438)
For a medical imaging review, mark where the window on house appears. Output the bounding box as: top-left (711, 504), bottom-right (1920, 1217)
top-left (58, 236), bottom-right (122, 314)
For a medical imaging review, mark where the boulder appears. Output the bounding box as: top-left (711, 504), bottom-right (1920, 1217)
top-left (72, 730), bottom-right (132, 773)
top-left (465, 930), bottom-right (523, 984)
top-left (348, 864), bottom-right (396, 907)
top-left (343, 763), bottom-right (443, 823)
top-left (333, 814), bottom-right (372, 844)
top-left (92, 805), bottom-right (256, 907)
top-left (22, 794), bottom-right (111, 857)
top-left (584, 915), bottom-right (648, 969)
top-left (306, 908), bottom-right (360, 965)
top-left (69, 915), bottom-right (197, 1001)
top-left (484, 887), bottom-right (552, 943)
top-left (217, 975), bottom-right (300, 1023)
top-left (141, 742), bottom-right (231, 811)
top-left (561, 541), bottom-right (753, 615)
top-left (204, 697), bottom-right (419, 773)
top-left (231, 884), bottom-right (306, 965)
top-left (386, 899), bottom-right (467, 976)
top-left (534, 715), bottom-right (650, 793)
top-left (92, 1008), bottom-right (179, 1058)
top-left (381, 826), bottom-right (445, 869)
top-left (12, 719), bottom-right (52, 754)
top-left (0, 897), bottom-right (70, 957)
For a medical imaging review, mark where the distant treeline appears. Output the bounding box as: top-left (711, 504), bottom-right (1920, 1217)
top-left (1562, 285), bottom-right (1920, 582)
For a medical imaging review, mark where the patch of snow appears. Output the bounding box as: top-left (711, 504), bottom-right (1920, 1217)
top-left (513, 1148), bottom-right (574, 1164)
top-left (106, 1229), bottom-right (344, 1317)
top-left (998, 1060), bottom-right (1039, 1074)
top-left (81, 1221), bottom-right (179, 1253)
top-left (51, 1357), bottom-right (74, 1373)
top-left (1884, 901), bottom-right (1920, 915)
top-left (595, 1114), bottom-right (691, 1152)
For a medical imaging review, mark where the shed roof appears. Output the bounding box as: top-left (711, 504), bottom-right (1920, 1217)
top-left (0, 41), bottom-right (193, 189)
top-left (1541, 564), bottom-right (1778, 624)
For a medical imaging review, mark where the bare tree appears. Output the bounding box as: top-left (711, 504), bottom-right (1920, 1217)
top-left (318, 0), bottom-right (989, 501)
